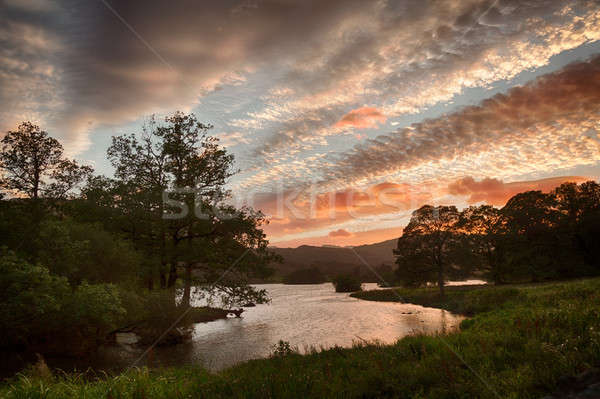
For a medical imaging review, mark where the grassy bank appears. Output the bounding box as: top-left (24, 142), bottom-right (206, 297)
top-left (2, 278), bottom-right (600, 398)
top-left (350, 283), bottom-right (521, 315)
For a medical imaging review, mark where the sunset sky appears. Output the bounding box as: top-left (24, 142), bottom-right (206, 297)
top-left (2, 0), bottom-right (600, 247)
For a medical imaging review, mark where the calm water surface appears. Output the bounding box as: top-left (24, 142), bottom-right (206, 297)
top-left (50, 283), bottom-right (465, 373)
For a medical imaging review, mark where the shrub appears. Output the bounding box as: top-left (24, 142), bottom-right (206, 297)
top-left (0, 249), bottom-right (126, 354)
top-left (332, 275), bottom-right (362, 292)
top-left (0, 249), bottom-right (69, 348)
top-left (271, 340), bottom-right (297, 357)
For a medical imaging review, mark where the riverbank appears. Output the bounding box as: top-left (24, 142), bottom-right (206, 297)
top-left (350, 283), bottom-right (513, 315)
top-left (0, 306), bottom-right (231, 378)
top-left (125, 306), bottom-right (231, 346)
top-left (2, 278), bottom-right (599, 398)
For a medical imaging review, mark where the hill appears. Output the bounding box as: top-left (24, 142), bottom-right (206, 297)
top-left (267, 238), bottom-right (397, 281)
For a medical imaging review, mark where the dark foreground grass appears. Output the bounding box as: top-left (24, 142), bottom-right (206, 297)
top-left (2, 278), bottom-right (600, 398)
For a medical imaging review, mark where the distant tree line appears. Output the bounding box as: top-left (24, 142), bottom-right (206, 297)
top-left (283, 263), bottom-right (394, 286)
top-left (283, 266), bottom-right (327, 284)
top-left (0, 114), bottom-right (279, 356)
top-left (395, 181), bottom-right (600, 295)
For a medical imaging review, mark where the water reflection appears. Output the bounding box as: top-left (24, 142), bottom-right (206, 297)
top-left (47, 283), bottom-right (464, 373)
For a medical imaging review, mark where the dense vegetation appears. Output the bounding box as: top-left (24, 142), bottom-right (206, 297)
top-left (0, 115), bottom-right (278, 359)
top-left (270, 240), bottom-right (396, 280)
top-left (394, 182), bottom-right (600, 295)
top-left (332, 274), bottom-right (362, 292)
top-left (3, 278), bottom-right (599, 398)
top-left (282, 266), bottom-right (327, 284)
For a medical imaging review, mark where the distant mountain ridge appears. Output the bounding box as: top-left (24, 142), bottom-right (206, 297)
top-left (268, 238), bottom-right (397, 279)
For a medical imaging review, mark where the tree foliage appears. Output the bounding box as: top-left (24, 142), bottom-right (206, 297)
top-left (332, 275), bottom-right (362, 293)
top-left (0, 122), bottom-right (92, 199)
top-left (395, 205), bottom-right (472, 296)
top-left (394, 181), bottom-right (600, 289)
top-left (0, 115), bottom-right (278, 358)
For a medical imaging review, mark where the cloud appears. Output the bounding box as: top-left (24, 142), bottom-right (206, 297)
top-left (4, 0), bottom-right (600, 157)
top-left (0, 5), bottom-right (64, 137)
top-left (1, 0), bottom-right (375, 152)
top-left (273, 226), bottom-right (404, 248)
top-left (324, 55), bottom-right (600, 187)
top-left (248, 0), bottom-right (600, 157)
top-left (334, 107), bottom-right (386, 129)
top-left (448, 176), bottom-right (590, 206)
top-left (240, 182), bottom-right (430, 240)
top-left (216, 131), bottom-right (250, 147)
top-left (328, 228), bottom-right (353, 237)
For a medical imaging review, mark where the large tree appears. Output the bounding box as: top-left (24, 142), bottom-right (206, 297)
top-left (106, 112), bottom-right (276, 305)
top-left (0, 122), bottom-right (92, 200)
top-left (395, 205), bottom-right (468, 296)
top-left (553, 181), bottom-right (600, 273)
top-left (500, 191), bottom-right (565, 281)
top-left (458, 205), bottom-right (505, 284)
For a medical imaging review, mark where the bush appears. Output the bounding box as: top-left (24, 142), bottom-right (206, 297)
top-left (0, 249), bottom-right (126, 354)
top-left (0, 249), bottom-right (70, 348)
top-left (332, 275), bottom-right (362, 292)
top-left (63, 282), bottom-right (126, 338)
top-left (271, 340), bottom-right (297, 357)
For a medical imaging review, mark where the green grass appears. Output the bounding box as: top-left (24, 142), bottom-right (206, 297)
top-left (2, 278), bottom-right (600, 398)
top-left (350, 283), bottom-right (523, 315)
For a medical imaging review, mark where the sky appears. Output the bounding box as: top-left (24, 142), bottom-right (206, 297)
top-left (2, 0), bottom-right (600, 247)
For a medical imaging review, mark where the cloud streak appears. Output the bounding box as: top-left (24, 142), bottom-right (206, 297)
top-left (334, 107), bottom-right (386, 130)
top-left (447, 176), bottom-right (590, 206)
top-left (248, 0), bottom-right (600, 157)
top-left (324, 55), bottom-right (600, 187)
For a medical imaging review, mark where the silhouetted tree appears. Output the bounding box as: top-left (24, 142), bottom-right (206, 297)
top-left (458, 205), bottom-right (505, 283)
top-left (106, 112), bottom-right (276, 304)
top-left (553, 181), bottom-right (600, 274)
top-left (0, 122), bottom-right (92, 200)
top-left (395, 205), bottom-right (466, 296)
top-left (500, 191), bottom-right (565, 281)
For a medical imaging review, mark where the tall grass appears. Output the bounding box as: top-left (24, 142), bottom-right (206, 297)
top-left (2, 278), bottom-right (600, 398)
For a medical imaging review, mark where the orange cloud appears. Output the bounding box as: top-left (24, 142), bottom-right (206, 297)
top-left (328, 228), bottom-right (353, 237)
top-left (251, 182), bottom-right (431, 239)
top-left (334, 107), bottom-right (386, 129)
top-left (273, 226), bottom-right (404, 248)
top-left (447, 176), bottom-right (589, 206)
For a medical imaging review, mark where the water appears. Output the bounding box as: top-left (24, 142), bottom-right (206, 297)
top-left (46, 283), bottom-right (465, 373)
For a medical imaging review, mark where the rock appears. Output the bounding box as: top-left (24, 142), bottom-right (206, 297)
top-left (243, 302), bottom-right (256, 307)
top-left (115, 332), bottom-right (139, 345)
top-left (228, 308), bottom-right (244, 317)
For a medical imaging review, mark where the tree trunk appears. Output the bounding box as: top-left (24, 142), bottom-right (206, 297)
top-left (33, 165), bottom-right (40, 200)
top-left (167, 262), bottom-right (178, 288)
top-left (159, 271), bottom-right (167, 289)
top-left (181, 263), bottom-right (192, 308)
top-left (437, 268), bottom-right (445, 298)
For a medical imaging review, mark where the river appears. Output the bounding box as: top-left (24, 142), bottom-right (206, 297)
top-left (44, 283), bottom-right (465, 373)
